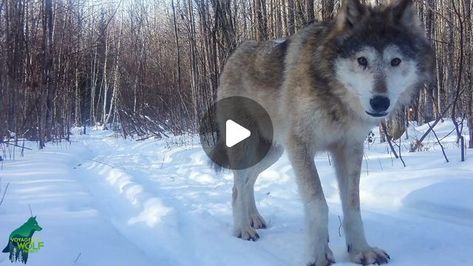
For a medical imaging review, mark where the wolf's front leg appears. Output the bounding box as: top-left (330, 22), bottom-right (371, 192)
top-left (287, 137), bottom-right (335, 266)
top-left (332, 143), bottom-right (390, 265)
top-left (232, 169), bottom-right (261, 241)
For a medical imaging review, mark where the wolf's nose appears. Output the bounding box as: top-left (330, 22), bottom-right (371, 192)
top-left (370, 96), bottom-right (390, 112)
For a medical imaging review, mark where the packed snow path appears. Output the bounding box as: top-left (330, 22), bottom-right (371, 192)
top-left (1, 124), bottom-right (473, 266)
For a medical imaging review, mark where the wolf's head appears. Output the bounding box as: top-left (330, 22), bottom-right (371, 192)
top-left (330, 0), bottom-right (433, 120)
top-left (26, 216), bottom-right (42, 232)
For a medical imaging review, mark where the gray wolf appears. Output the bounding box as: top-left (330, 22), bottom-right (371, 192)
top-left (216, 0), bottom-right (433, 265)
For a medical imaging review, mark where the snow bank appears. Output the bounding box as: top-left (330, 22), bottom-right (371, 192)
top-left (1, 125), bottom-right (472, 266)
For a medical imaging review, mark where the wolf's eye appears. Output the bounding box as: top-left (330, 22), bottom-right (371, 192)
top-left (391, 58), bottom-right (401, 66)
top-left (357, 57), bottom-right (368, 67)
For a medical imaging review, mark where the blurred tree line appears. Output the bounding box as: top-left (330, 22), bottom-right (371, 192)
top-left (0, 0), bottom-right (471, 149)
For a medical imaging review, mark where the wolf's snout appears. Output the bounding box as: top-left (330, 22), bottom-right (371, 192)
top-left (369, 96), bottom-right (390, 113)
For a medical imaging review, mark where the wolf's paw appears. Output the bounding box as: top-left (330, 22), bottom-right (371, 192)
top-left (233, 225), bottom-right (260, 241)
top-left (249, 213), bottom-right (267, 229)
top-left (306, 246), bottom-right (335, 266)
top-left (349, 246), bottom-right (390, 265)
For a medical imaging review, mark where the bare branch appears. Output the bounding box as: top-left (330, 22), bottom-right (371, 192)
top-left (0, 182), bottom-right (10, 207)
top-left (426, 122), bottom-right (449, 163)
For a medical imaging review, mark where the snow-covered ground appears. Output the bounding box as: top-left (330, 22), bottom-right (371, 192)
top-left (1, 120), bottom-right (472, 266)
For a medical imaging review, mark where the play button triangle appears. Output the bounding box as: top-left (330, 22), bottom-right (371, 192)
top-left (225, 120), bottom-right (251, 147)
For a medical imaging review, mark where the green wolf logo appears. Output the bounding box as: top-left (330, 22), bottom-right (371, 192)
top-left (2, 216), bottom-right (43, 264)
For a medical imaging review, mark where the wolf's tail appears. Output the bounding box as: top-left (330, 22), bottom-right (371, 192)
top-left (2, 240), bottom-right (11, 253)
top-left (208, 143), bottom-right (226, 173)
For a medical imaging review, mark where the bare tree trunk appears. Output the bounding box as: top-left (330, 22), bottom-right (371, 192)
top-left (40, 0), bottom-right (54, 148)
top-left (74, 67), bottom-right (80, 126)
top-left (90, 47), bottom-right (98, 125)
top-left (102, 36), bottom-right (109, 125)
top-left (306, 0), bottom-right (314, 22)
top-left (287, 0), bottom-right (295, 34)
top-left (446, 0), bottom-right (455, 116)
top-left (188, 0), bottom-right (199, 128)
top-left (322, 0), bottom-right (334, 21)
top-left (389, 106), bottom-right (406, 140)
top-left (104, 21), bottom-right (121, 127)
top-left (423, 0), bottom-right (435, 123)
top-left (464, 0), bottom-right (473, 148)
top-left (275, 0), bottom-right (283, 37)
top-left (171, 0), bottom-right (182, 91)
top-left (255, 0), bottom-right (268, 40)
top-left (281, 0), bottom-right (288, 35)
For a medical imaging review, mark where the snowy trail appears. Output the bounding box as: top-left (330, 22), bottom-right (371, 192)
top-left (1, 122), bottom-right (473, 265)
top-left (0, 140), bottom-right (154, 266)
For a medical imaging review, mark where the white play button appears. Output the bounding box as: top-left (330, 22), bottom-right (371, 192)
top-left (225, 119), bottom-right (251, 147)
top-left (199, 96), bottom-right (274, 170)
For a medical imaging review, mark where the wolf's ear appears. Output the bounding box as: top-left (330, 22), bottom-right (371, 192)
top-left (336, 0), bottom-right (366, 30)
top-left (391, 0), bottom-right (421, 30)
